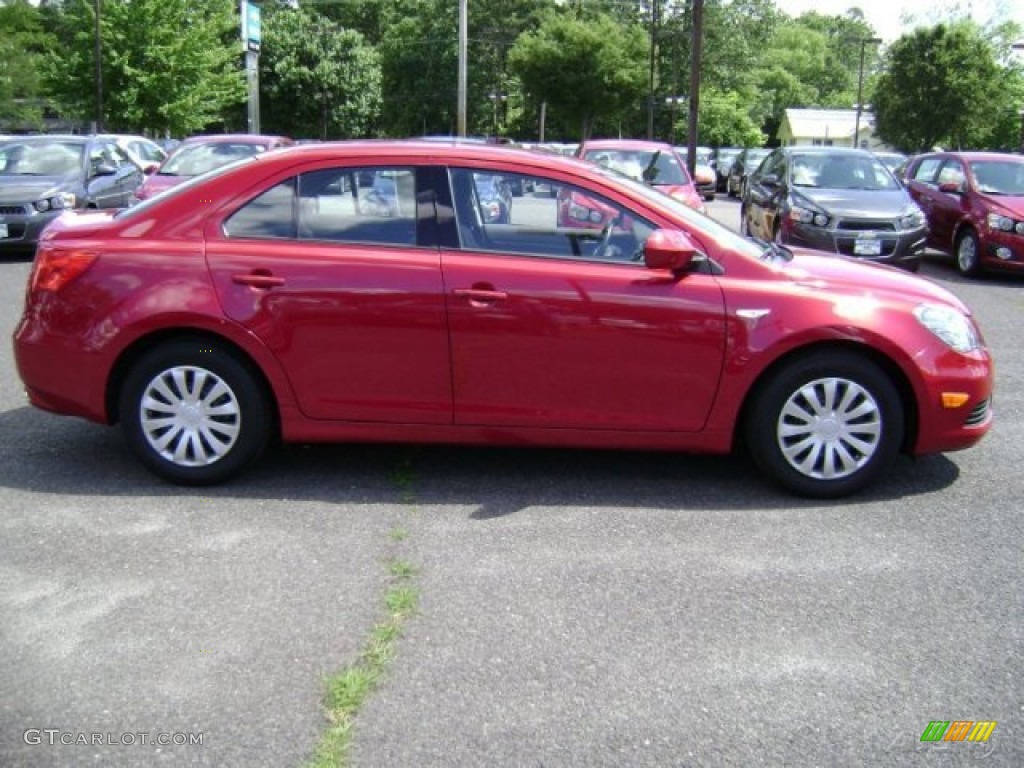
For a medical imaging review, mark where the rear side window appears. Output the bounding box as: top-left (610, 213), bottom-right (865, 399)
top-left (224, 179), bottom-right (297, 239)
top-left (223, 167), bottom-right (418, 247)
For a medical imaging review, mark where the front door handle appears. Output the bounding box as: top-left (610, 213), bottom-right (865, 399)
top-left (232, 272), bottom-right (285, 288)
top-left (453, 288), bottom-right (508, 303)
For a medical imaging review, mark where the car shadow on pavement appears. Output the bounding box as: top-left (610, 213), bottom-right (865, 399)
top-left (0, 405), bottom-right (962, 514)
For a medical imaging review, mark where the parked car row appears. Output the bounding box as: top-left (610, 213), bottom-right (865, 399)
top-left (0, 132), bottom-right (293, 255)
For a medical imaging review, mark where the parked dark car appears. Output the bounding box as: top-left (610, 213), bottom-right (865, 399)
top-left (902, 151), bottom-right (1024, 277)
top-left (712, 147), bottom-right (741, 192)
top-left (0, 135), bottom-right (144, 255)
top-left (727, 148), bottom-right (770, 198)
top-left (740, 146), bottom-right (927, 271)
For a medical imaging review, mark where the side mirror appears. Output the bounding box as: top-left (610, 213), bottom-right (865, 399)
top-left (142, 163), bottom-right (159, 175)
top-left (760, 173), bottom-right (779, 187)
top-left (644, 229), bottom-right (698, 272)
top-left (938, 181), bottom-right (963, 194)
top-left (91, 162), bottom-right (118, 177)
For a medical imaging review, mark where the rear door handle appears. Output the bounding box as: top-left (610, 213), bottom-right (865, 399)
top-left (232, 273), bottom-right (285, 288)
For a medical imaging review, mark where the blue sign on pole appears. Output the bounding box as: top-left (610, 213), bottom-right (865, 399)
top-left (242, 1), bottom-right (261, 52)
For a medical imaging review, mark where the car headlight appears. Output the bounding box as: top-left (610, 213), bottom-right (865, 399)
top-left (31, 192), bottom-right (75, 213)
top-left (914, 304), bottom-right (981, 354)
top-left (986, 213), bottom-right (1017, 232)
top-left (788, 205), bottom-right (829, 227)
top-left (898, 207), bottom-right (925, 229)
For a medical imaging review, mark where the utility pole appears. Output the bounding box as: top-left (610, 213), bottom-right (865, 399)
top-left (852, 37), bottom-right (881, 149)
top-left (458, 0), bottom-right (467, 137)
top-left (646, 0), bottom-right (659, 140)
top-left (94, 0), bottom-right (102, 132)
top-left (686, 0), bottom-right (704, 175)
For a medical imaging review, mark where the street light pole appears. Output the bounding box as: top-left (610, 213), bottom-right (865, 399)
top-left (852, 37), bottom-right (881, 150)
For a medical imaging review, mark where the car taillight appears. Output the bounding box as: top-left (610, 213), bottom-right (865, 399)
top-left (30, 246), bottom-right (98, 292)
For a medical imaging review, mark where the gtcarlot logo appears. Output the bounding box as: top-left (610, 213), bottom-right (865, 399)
top-left (23, 729), bottom-right (204, 746)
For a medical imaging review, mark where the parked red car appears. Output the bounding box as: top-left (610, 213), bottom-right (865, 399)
top-left (902, 151), bottom-right (1024, 276)
top-left (132, 133), bottom-right (294, 201)
top-left (576, 139), bottom-right (706, 214)
top-left (13, 141), bottom-right (993, 497)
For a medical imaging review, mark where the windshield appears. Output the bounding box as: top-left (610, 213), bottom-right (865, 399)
top-left (583, 148), bottom-right (690, 185)
top-left (0, 141), bottom-right (84, 176)
top-left (790, 153), bottom-right (899, 191)
top-left (160, 142), bottom-right (266, 176)
top-left (117, 155), bottom-right (261, 218)
top-left (970, 160), bottom-right (1024, 195)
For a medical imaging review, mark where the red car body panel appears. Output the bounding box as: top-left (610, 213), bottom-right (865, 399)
top-left (12, 141), bottom-right (993, 480)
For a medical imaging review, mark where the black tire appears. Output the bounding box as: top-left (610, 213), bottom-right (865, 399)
top-left (955, 228), bottom-right (982, 277)
top-left (746, 351), bottom-right (903, 498)
top-left (119, 339), bottom-right (272, 485)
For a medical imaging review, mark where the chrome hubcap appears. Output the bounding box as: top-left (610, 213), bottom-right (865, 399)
top-left (139, 366), bottom-right (241, 466)
top-left (777, 377), bottom-right (882, 480)
top-left (958, 237), bottom-right (976, 272)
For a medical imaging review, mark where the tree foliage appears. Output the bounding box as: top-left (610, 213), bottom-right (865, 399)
top-left (44, 0), bottom-right (245, 136)
top-left (0, 0), bottom-right (57, 128)
top-left (873, 23), bottom-right (1004, 152)
top-left (260, 7), bottom-right (381, 139)
top-left (508, 12), bottom-right (648, 140)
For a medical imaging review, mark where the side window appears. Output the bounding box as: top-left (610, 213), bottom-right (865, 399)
top-left (224, 179), bottom-right (297, 239)
top-left (297, 167), bottom-right (417, 246)
top-left (936, 160), bottom-right (965, 187)
top-left (449, 168), bottom-right (655, 263)
top-left (911, 157), bottom-right (942, 184)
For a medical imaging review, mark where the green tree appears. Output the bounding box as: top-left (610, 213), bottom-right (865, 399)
top-left (45, 0), bottom-right (245, 136)
top-left (0, 0), bottom-right (56, 129)
top-left (873, 23), bottom-right (1003, 152)
top-left (260, 7), bottom-right (381, 139)
top-left (693, 88), bottom-right (765, 148)
top-left (508, 12), bottom-right (648, 140)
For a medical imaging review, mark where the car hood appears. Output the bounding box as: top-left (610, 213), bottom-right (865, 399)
top-left (978, 192), bottom-right (1024, 218)
top-left (795, 187), bottom-right (914, 217)
top-left (781, 247), bottom-right (971, 313)
top-left (0, 176), bottom-right (79, 204)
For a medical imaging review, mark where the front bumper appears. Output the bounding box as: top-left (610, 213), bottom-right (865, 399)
top-left (980, 229), bottom-right (1024, 271)
top-left (0, 208), bottom-right (64, 253)
top-left (785, 220), bottom-right (927, 270)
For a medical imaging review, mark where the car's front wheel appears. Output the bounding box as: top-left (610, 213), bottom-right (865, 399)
top-left (746, 351), bottom-right (903, 498)
top-left (955, 227), bottom-right (982, 277)
top-left (120, 339), bottom-right (272, 485)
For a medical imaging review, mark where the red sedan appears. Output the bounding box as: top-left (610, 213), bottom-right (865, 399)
top-left (13, 141), bottom-right (993, 497)
top-left (903, 151), bottom-right (1024, 276)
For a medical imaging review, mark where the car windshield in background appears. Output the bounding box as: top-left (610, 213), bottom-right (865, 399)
top-left (791, 153), bottom-right (899, 191)
top-left (160, 143), bottom-right (266, 176)
top-left (0, 142), bottom-right (83, 176)
top-left (583, 149), bottom-right (688, 185)
top-left (969, 160), bottom-right (1024, 195)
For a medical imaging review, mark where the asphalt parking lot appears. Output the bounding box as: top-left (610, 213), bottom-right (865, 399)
top-left (2, 197), bottom-right (1022, 767)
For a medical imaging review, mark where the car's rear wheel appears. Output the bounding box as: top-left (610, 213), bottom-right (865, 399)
top-left (746, 351), bottom-right (903, 498)
top-left (955, 228), bottom-right (982, 277)
top-left (120, 339), bottom-right (272, 485)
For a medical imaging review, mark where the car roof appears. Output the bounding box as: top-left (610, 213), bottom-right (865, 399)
top-left (178, 134), bottom-right (291, 146)
top-left (579, 139), bottom-right (678, 152)
top-left (1, 134), bottom-right (90, 144)
top-left (914, 150), bottom-right (1024, 162)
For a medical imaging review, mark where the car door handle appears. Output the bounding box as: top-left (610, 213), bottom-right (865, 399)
top-left (232, 272), bottom-right (285, 288)
top-left (453, 288), bottom-right (508, 303)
